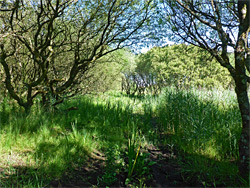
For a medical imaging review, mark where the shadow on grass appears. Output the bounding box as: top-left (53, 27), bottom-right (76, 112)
top-left (0, 97), bottom-right (19, 129)
top-left (108, 91), bottom-right (153, 101)
top-left (146, 89), bottom-right (241, 160)
top-left (0, 166), bottom-right (48, 187)
top-left (53, 97), bottom-right (135, 147)
top-left (0, 99), bottom-right (57, 134)
top-left (0, 90), bottom-right (246, 187)
top-left (56, 92), bottom-right (244, 187)
top-left (0, 96), bottom-right (133, 187)
top-left (34, 139), bottom-right (105, 187)
top-left (0, 133), bottom-right (95, 187)
top-left (139, 89), bottom-right (245, 187)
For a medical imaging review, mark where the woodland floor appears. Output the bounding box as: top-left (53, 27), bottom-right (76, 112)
top-left (49, 145), bottom-right (192, 188)
top-left (0, 104), bottom-right (239, 187)
top-left (49, 117), bottom-right (199, 188)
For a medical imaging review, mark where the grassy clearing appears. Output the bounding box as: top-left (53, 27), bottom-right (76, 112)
top-left (0, 88), bottom-right (246, 187)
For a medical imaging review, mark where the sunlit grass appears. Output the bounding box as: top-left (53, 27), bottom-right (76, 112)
top-left (0, 87), bottom-right (245, 187)
top-left (0, 100), bottom-right (96, 187)
top-left (153, 87), bottom-right (243, 186)
top-left (156, 87), bottom-right (241, 160)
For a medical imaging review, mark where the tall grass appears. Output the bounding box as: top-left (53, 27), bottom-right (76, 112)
top-left (156, 87), bottom-right (241, 159)
top-left (155, 87), bottom-right (242, 186)
top-left (0, 98), bottom-right (96, 187)
top-left (0, 94), bottom-right (142, 187)
top-left (0, 87), bottom-right (244, 187)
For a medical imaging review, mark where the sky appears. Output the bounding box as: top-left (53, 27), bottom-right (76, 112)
top-left (140, 38), bottom-right (175, 53)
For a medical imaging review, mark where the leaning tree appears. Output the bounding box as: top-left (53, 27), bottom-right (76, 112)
top-left (162, 0), bottom-right (249, 181)
top-left (0, 0), bottom-right (154, 112)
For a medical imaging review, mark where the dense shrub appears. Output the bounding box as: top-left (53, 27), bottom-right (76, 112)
top-left (127, 44), bottom-right (234, 93)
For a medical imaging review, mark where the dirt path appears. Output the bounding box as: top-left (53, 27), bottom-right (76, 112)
top-left (50, 144), bottom-right (192, 188)
top-left (50, 117), bottom-right (192, 187)
top-left (146, 145), bottom-right (189, 187)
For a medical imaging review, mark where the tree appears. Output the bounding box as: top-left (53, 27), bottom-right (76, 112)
top-left (80, 49), bottom-right (136, 94)
top-left (161, 0), bottom-right (249, 181)
top-left (137, 44), bottom-right (233, 89)
top-left (121, 44), bottom-right (233, 96)
top-left (0, 0), bottom-right (153, 112)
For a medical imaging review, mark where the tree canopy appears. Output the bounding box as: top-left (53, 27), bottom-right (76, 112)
top-left (137, 44), bottom-right (233, 89)
top-left (0, 0), bottom-right (154, 111)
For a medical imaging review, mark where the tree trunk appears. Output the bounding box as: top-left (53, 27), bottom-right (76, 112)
top-left (235, 87), bottom-right (249, 180)
top-left (24, 104), bottom-right (32, 114)
top-left (234, 60), bottom-right (250, 182)
top-left (235, 1), bottom-right (250, 182)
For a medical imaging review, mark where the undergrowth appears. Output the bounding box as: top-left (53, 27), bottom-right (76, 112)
top-left (0, 87), bottom-right (246, 187)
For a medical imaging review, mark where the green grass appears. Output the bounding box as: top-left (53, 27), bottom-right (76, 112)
top-left (156, 88), bottom-right (241, 159)
top-left (0, 88), bottom-right (246, 187)
top-left (155, 88), bottom-right (243, 186)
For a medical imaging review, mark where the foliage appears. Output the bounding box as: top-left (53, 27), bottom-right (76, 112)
top-left (125, 128), bottom-right (154, 187)
top-left (81, 48), bottom-right (136, 94)
top-left (0, 0), bottom-right (154, 112)
top-left (121, 44), bottom-right (234, 96)
top-left (97, 145), bottom-right (120, 186)
top-left (0, 88), bottom-right (245, 187)
top-left (137, 44), bottom-right (234, 89)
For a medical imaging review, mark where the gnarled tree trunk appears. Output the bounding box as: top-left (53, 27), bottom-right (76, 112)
top-left (234, 73), bottom-right (249, 181)
top-left (235, 1), bottom-right (250, 181)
